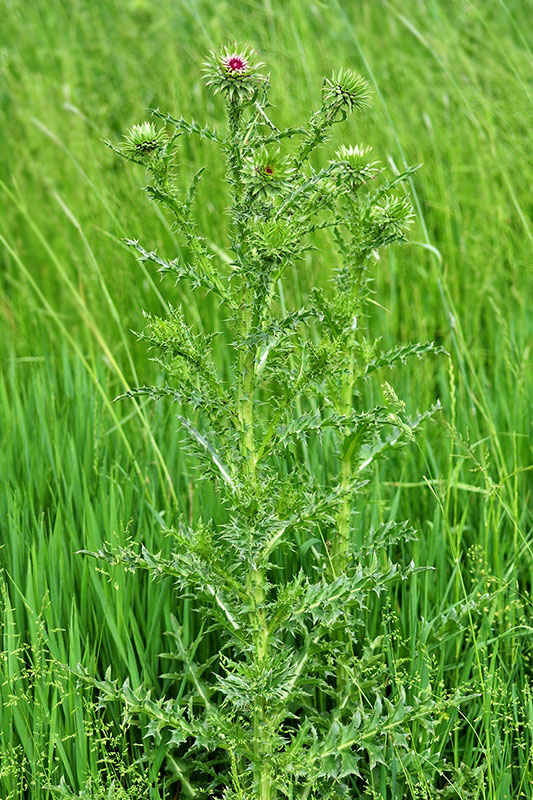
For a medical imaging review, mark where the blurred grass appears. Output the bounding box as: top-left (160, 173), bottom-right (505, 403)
top-left (0, 0), bottom-right (532, 796)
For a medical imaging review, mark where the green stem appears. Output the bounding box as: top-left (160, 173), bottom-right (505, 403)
top-left (226, 96), bottom-right (273, 800)
top-left (237, 299), bottom-right (256, 483)
top-left (249, 565), bottom-right (272, 800)
top-left (227, 103), bottom-right (244, 201)
top-left (226, 97), bottom-right (255, 486)
top-left (239, 313), bottom-right (272, 798)
top-left (332, 329), bottom-right (357, 575)
top-left (331, 328), bottom-right (357, 693)
top-left (233, 153), bottom-right (271, 800)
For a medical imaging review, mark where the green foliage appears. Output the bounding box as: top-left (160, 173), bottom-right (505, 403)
top-left (73, 44), bottom-right (468, 799)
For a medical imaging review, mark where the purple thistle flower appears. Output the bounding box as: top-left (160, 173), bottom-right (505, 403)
top-left (203, 43), bottom-right (265, 104)
top-left (222, 53), bottom-right (250, 75)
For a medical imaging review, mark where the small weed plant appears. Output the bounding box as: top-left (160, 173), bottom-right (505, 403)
top-left (76, 45), bottom-right (464, 799)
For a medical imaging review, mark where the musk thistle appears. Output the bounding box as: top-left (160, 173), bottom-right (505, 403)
top-left (77, 43), bottom-right (458, 800)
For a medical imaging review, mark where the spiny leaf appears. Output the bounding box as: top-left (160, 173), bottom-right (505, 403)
top-left (364, 341), bottom-right (448, 377)
top-left (150, 109), bottom-right (223, 142)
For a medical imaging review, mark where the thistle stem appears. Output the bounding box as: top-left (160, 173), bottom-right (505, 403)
top-left (227, 104), bottom-right (244, 196)
top-left (238, 312), bottom-right (272, 799)
top-left (332, 328), bottom-right (357, 692)
top-left (333, 329), bottom-right (357, 575)
top-left (227, 98), bottom-right (272, 800)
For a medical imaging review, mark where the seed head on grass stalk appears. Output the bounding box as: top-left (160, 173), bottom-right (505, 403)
top-left (70, 43), bottom-right (471, 800)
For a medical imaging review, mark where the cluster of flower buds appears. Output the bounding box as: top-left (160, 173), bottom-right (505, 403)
top-left (202, 43), bottom-right (265, 105)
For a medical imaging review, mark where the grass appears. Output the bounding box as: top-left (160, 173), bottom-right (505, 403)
top-left (0, 0), bottom-right (531, 796)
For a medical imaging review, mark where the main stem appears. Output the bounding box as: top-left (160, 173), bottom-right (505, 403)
top-left (227, 99), bottom-right (272, 800)
top-left (332, 263), bottom-right (364, 577)
top-left (331, 265), bottom-right (365, 690)
top-left (239, 298), bottom-right (272, 800)
top-left (333, 329), bottom-right (357, 575)
top-left (332, 324), bottom-right (357, 693)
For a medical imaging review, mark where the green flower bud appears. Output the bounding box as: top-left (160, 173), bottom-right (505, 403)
top-left (120, 121), bottom-right (167, 161)
top-left (252, 220), bottom-right (300, 264)
top-left (371, 195), bottom-right (414, 242)
top-left (332, 144), bottom-right (381, 190)
top-left (322, 69), bottom-right (370, 114)
top-left (243, 149), bottom-right (294, 202)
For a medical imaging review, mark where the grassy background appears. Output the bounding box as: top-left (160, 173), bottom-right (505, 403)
top-left (1, 0), bottom-right (532, 797)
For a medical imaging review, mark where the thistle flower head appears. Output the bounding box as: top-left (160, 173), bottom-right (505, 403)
top-left (244, 149), bottom-right (294, 202)
top-left (252, 220), bottom-right (301, 264)
top-left (332, 144), bottom-right (381, 190)
top-left (120, 122), bottom-right (167, 161)
top-left (222, 53), bottom-right (250, 74)
top-left (371, 195), bottom-right (414, 241)
top-left (203, 44), bottom-right (265, 105)
top-left (323, 69), bottom-right (370, 114)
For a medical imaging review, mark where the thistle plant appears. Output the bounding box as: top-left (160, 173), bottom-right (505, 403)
top-left (79, 45), bottom-right (457, 799)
